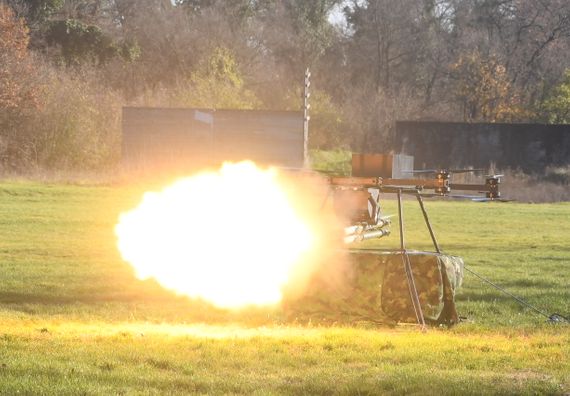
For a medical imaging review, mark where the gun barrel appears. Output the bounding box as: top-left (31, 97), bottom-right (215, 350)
top-left (344, 225), bottom-right (364, 236)
top-left (344, 219), bottom-right (390, 236)
top-left (344, 228), bottom-right (390, 244)
top-left (361, 229), bottom-right (391, 241)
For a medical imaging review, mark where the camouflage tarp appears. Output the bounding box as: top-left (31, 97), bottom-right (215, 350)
top-left (380, 252), bottom-right (464, 324)
top-left (283, 250), bottom-right (464, 326)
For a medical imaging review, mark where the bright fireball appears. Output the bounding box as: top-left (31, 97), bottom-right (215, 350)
top-left (115, 161), bottom-right (315, 308)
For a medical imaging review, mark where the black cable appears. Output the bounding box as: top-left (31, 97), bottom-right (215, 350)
top-left (464, 265), bottom-right (568, 324)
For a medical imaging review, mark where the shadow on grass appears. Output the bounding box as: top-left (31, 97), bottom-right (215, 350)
top-left (456, 288), bottom-right (566, 303)
top-left (501, 278), bottom-right (564, 289)
top-left (0, 289), bottom-right (286, 325)
top-left (462, 278), bottom-right (562, 290)
top-left (536, 256), bottom-right (570, 262)
top-left (0, 289), bottom-right (190, 306)
top-left (456, 290), bottom-right (516, 303)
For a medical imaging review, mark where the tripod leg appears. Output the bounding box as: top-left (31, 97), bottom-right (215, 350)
top-left (397, 189), bottom-right (427, 331)
top-left (416, 193), bottom-right (441, 254)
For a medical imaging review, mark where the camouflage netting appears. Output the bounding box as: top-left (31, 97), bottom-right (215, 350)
top-left (283, 250), bottom-right (464, 326)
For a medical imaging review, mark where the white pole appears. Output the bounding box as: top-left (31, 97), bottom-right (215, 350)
top-left (303, 68), bottom-right (311, 168)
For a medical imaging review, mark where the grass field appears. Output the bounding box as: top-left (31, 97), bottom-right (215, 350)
top-left (0, 180), bottom-right (568, 394)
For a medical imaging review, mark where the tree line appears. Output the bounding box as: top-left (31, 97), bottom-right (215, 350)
top-left (1, 0), bottom-right (569, 170)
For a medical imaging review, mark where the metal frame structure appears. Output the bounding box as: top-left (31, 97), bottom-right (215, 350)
top-left (324, 168), bottom-right (504, 330)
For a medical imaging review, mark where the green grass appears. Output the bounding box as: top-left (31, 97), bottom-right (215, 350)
top-left (0, 181), bottom-right (568, 394)
top-left (310, 149), bottom-right (352, 175)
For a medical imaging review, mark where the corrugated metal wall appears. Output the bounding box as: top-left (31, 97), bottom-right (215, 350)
top-left (122, 107), bottom-right (304, 171)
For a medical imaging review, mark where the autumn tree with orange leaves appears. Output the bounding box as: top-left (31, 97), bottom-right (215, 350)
top-left (0, 3), bottom-right (44, 168)
top-left (0, 4), bottom-right (39, 111)
top-left (451, 51), bottom-right (530, 123)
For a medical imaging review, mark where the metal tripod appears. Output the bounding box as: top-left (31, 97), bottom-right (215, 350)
top-left (395, 189), bottom-right (442, 331)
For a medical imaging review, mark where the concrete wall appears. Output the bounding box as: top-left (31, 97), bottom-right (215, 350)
top-left (394, 121), bottom-right (570, 172)
top-left (122, 107), bottom-right (304, 171)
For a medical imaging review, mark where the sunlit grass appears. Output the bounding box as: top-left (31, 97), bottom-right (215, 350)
top-left (0, 180), bottom-right (568, 394)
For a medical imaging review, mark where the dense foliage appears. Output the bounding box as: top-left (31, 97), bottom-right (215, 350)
top-left (0, 0), bottom-right (569, 170)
